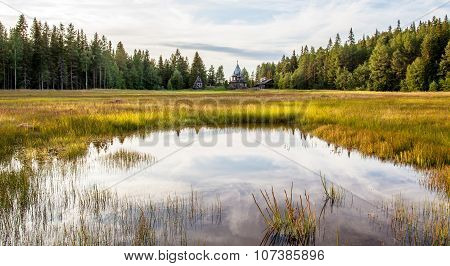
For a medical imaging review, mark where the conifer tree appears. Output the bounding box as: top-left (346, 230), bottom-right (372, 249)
top-left (405, 57), bottom-right (426, 91)
top-left (189, 52), bottom-right (206, 88)
top-left (369, 37), bottom-right (394, 91)
top-left (207, 65), bottom-right (215, 86)
top-left (215, 65), bottom-right (225, 85)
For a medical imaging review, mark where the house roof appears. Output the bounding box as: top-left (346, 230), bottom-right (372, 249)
top-left (259, 78), bottom-right (273, 85)
top-left (194, 76), bottom-right (202, 83)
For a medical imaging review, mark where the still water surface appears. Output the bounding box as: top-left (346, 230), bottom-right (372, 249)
top-left (56, 128), bottom-right (437, 245)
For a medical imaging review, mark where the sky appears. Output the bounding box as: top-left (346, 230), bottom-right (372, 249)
top-left (0, 0), bottom-right (448, 76)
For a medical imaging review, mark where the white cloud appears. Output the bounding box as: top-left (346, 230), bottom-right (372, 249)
top-left (0, 0), bottom-right (448, 76)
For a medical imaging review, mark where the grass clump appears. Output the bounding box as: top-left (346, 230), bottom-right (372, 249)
top-left (252, 186), bottom-right (316, 246)
top-left (0, 182), bottom-right (222, 246)
top-left (320, 174), bottom-right (345, 206)
top-left (385, 197), bottom-right (449, 245)
top-left (0, 167), bottom-right (35, 212)
top-left (101, 149), bottom-right (155, 170)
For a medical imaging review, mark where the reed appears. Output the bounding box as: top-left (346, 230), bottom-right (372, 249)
top-left (101, 149), bottom-right (155, 170)
top-left (252, 186), bottom-right (316, 246)
top-left (320, 175), bottom-right (345, 206)
top-left (385, 197), bottom-right (449, 246)
top-left (0, 163), bottom-right (222, 246)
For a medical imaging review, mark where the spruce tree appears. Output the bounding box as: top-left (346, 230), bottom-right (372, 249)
top-left (189, 52), bottom-right (206, 88)
top-left (215, 65), bottom-right (225, 85)
top-left (207, 65), bottom-right (215, 86)
top-left (241, 67), bottom-right (249, 86)
top-left (0, 22), bottom-right (6, 89)
top-left (369, 38), bottom-right (393, 91)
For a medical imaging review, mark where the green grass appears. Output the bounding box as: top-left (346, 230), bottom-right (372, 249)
top-left (101, 149), bottom-right (155, 170)
top-left (0, 89), bottom-right (449, 195)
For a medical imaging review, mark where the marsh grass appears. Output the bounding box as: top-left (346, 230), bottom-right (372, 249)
top-left (252, 186), bottom-right (316, 246)
top-left (383, 197), bottom-right (449, 245)
top-left (0, 164), bottom-right (36, 213)
top-left (0, 157), bottom-right (222, 245)
top-left (320, 175), bottom-right (345, 207)
top-left (101, 149), bottom-right (155, 170)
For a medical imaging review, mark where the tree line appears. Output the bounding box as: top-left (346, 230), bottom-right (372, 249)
top-left (255, 16), bottom-right (450, 91)
top-left (0, 15), bottom-right (226, 90)
top-left (1, 15), bottom-right (449, 91)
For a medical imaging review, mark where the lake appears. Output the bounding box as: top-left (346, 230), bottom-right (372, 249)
top-left (23, 127), bottom-right (438, 245)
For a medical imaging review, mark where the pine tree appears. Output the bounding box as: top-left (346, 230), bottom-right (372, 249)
top-left (65, 23), bottom-right (77, 89)
top-left (241, 67), bottom-right (249, 86)
top-left (438, 41), bottom-right (450, 91)
top-left (207, 65), bottom-right (215, 86)
top-left (0, 21), bottom-right (7, 89)
top-left (348, 28), bottom-right (355, 45)
top-left (90, 33), bottom-right (102, 88)
top-left (189, 52), bottom-right (206, 88)
top-left (115, 41), bottom-right (127, 88)
top-left (79, 31), bottom-right (90, 89)
top-left (438, 41), bottom-right (450, 77)
top-left (142, 50), bottom-right (161, 89)
top-left (334, 34), bottom-right (341, 47)
top-left (11, 14), bottom-right (28, 89)
top-left (395, 20), bottom-right (401, 33)
top-left (215, 65), bottom-right (225, 85)
top-left (391, 49), bottom-right (409, 88)
top-left (167, 49), bottom-right (189, 87)
top-left (421, 33), bottom-right (443, 87)
top-left (369, 37), bottom-right (393, 91)
top-left (49, 25), bottom-right (66, 89)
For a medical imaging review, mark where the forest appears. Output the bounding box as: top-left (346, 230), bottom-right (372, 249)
top-left (0, 15), bottom-right (449, 91)
top-left (256, 16), bottom-right (450, 91)
top-left (0, 15), bottom-right (226, 90)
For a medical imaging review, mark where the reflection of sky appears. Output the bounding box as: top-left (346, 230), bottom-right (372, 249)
top-left (82, 128), bottom-right (435, 204)
top-left (70, 128), bottom-right (438, 244)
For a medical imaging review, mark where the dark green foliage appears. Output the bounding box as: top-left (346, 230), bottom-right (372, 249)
top-left (256, 17), bottom-right (449, 91)
top-left (405, 57), bottom-right (426, 91)
top-left (0, 16), bottom-right (219, 90)
top-left (241, 67), bottom-right (249, 86)
top-left (352, 62), bottom-right (370, 89)
top-left (1, 15), bottom-right (448, 91)
top-left (439, 41), bottom-right (450, 79)
top-left (207, 65), bottom-right (215, 86)
top-left (215, 65), bottom-right (225, 85)
top-left (429, 80), bottom-right (439, 91)
top-left (369, 37), bottom-right (394, 91)
top-left (167, 69), bottom-right (183, 90)
top-left (189, 52), bottom-right (206, 89)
